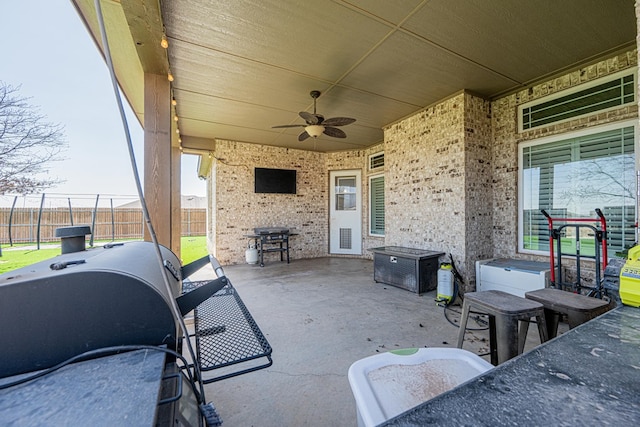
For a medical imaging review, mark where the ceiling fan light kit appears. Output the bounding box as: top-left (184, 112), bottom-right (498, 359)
top-left (272, 90), bottom-right (356, 142)
top-left (305, 125), bottom-right (325, 138)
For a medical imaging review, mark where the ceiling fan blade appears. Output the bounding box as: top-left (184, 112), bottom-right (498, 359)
top-left (299, 111), bottom-right (319, 125)
top-left (272, 124), bottom-right (305, 128)
top-left (323, 127), bottom-right (347, 138)
top-left (298, 131), bottom-right (310, 141)
top-left (322, 117), bottom-right (356, 127)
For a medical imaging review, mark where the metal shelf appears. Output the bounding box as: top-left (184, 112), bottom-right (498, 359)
top-left (183, 280), bottom-right (272, 383)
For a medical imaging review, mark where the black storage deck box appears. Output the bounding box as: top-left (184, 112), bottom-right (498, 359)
top-left (370, 246), bottom-right (444, 294)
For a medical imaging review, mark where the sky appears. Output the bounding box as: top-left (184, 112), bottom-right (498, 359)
top-left (0, 0), bottom-right (206, 206)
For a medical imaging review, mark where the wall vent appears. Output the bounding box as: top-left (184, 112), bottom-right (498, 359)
top-left (339, 228), bottom-right (352, 249)
top-left (369, 152), bottom-right (384, 170)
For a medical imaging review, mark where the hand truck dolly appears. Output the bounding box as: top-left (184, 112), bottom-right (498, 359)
top-left (540, 209), bottom-right (608, 299)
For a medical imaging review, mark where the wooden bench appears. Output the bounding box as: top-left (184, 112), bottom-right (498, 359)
top-left (524, 288), bottom-right (611, 339)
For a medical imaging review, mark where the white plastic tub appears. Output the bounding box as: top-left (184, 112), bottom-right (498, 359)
top-left (348, 347), bottom-right (493, 427)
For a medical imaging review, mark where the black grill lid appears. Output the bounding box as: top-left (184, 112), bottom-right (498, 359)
top-left (254, 227), bottom-right (289, 234)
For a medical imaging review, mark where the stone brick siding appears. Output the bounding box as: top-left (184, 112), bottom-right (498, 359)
top-left (382, 92), bottom-right (492, 289)
top-left (209, 140), bottom-right (327, 265)
top-left (463, 94), bottom-right (494, 282)
top-left (208, 138), bottom-right (390, 265)
top-left (384, 94), bottom-right (468, 278)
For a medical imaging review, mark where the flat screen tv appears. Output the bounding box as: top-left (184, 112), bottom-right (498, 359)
top-left (254, 168), bottom-right (297, 194)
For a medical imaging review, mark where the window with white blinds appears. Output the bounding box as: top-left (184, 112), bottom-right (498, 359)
top-left (369, 175), bottom-right (385, 236)
top-left (520, 124), bottom-right (636, 254)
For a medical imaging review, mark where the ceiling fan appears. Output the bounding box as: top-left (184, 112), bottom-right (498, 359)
top-left (272, 90), bottom-right (356, 141)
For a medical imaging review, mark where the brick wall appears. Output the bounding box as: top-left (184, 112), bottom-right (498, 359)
top-left (209, 139), bottom-right (327, 265)
top-left (462, 93), bottom-right (494, 281)
top-left (384, 94), bottom-right (467, 272)
top-left (208, 138), bottom-right (390, 265)
top-left (382, 92), bottom-right (492, 288)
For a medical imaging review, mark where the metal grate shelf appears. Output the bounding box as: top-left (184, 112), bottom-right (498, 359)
top-left (183, 280), bottom-right (272, 383)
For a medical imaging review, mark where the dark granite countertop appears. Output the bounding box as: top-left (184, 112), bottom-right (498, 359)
top-left (0, 349), bottom-right (166, 425)
top-left (382, 305), bottom-right (640, 426)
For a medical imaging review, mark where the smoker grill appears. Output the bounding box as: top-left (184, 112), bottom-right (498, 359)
top-left (0, 231), bottom-right (272, 425)
top-left (0, 241), bottom-right (185, 378)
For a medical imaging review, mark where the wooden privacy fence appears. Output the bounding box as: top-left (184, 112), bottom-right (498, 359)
top-left (0, 207), bottom-right (206, 246)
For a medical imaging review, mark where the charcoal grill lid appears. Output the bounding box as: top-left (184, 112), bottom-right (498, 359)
top-left (54, 225), bottom-right (91, 238)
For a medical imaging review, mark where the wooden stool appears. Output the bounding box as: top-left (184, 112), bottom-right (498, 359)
top-left (457, 290), bottom-right (548, 365)
top-left (525, 288), bottom-right (611, 339)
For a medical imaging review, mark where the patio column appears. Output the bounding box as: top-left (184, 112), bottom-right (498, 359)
top-left (143, 73), bottom-right (180, 255)
top-left (171, 144), bottom-right (181, 256)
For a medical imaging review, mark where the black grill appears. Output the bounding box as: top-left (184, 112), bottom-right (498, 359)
top-left (0, 241), bottom-right (182, 378)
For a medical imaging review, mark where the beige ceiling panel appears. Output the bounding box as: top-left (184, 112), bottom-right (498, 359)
top-left (181, 118), bottom-right (277, 143)
top-left (168, 40), bottom-right (332, 113)
top-left (161, 0), bottom-right (395, 81)
top-left (339, 0), bottom-right (426, 25)
top-left (403, 0), bottom-right (637, 86)
top-left (175, 92), bottom-right (300, 132)
top-left (73, 0), bottom-right (638, 154)
top-left (314, 86), bottom-right (420, 128)
top-left (341, 30), bottom-right (517, 106)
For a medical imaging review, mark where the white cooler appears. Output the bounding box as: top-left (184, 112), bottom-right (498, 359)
top-left (348, 347), bottom-right (493, 427)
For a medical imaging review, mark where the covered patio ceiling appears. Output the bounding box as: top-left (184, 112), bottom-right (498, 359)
top-left (72, 0), bottom-right (636, 153)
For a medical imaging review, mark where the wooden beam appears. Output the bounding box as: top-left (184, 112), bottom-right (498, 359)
top-left (181, 136), bottom-right (216, 152)
top-left (171, 145), bottom-right (182, 257)
top-left (120, 0), bottom-right (168, 75)
top-left (144, 73), bottom-right (172, 248)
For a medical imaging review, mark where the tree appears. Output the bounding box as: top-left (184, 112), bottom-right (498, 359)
top-left (0, 82), bottom-right (67, 194)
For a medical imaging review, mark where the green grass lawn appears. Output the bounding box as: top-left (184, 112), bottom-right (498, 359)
top-left (180, 235), bottom-right (208, 264)
top-left (0, 236), bottom-right (207, 274)
top-left (524, 236), bottom-right (597, 257)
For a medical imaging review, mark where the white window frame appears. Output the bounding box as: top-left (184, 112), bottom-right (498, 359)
top-left (517, 68), bottom-right (637, 133)
top-left (369, 151), bottom-right (384, 171)
top-left (369, 173), bottom-right (385, 237)
top-left (518, 119), bottom-right (638, 255)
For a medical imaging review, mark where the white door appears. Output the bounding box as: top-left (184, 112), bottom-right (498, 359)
top-left (329, 170), bottom-right (362, 255)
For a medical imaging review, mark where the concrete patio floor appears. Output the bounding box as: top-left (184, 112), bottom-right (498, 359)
top-left (187, 256), bottom-right (552, 427)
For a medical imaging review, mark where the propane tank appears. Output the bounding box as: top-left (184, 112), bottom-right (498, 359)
top-left (245, 243), bottom-right (258, 264)
top-left (436, 263), bottom-right (455, 306)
